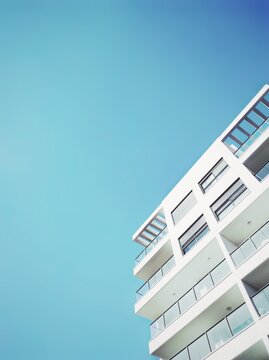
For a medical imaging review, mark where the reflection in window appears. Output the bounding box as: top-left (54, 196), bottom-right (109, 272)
top-left (207, 318), bottom-right (232, 350)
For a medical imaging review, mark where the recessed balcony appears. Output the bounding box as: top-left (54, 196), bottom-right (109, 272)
top-left (244, 137), bottom-right (269, 182)
top-left (136, 238), bottom-right (224, 320)
top-left (233, 340), bottom-right (269, 360)
top-left (252, 283), bottom-right (269, 317)
top-left (150, 259), bottom-right (231, 339)
top-left (170, 303), bottom-right (253, 360)
top-left (220, 188), bottom-right (269, 267)
top-left (229, 220), bottom-right (269, 267)
top-left (148, 244), bottom-right (240, 358)
top-left (242, 259), bottom-right (269, 318)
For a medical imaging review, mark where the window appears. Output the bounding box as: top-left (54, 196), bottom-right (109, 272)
top-left (199, 158), bottom-right (228, 193)
top-left (172, 191), bottom-right (197, 225)
top-left (179, 215), bottom-right (209, 254)
top-left (210, 179), bottom-right (249, 220)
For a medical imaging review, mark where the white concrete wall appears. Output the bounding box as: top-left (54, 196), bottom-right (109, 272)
top-left (133, 85), bottom-right (269, 360)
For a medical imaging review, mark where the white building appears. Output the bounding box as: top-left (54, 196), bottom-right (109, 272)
top-left (132, 85), bottom-right (269, 360)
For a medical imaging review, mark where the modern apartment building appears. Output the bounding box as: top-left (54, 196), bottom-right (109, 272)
top-left (132, 85), bottom-right (269, 360)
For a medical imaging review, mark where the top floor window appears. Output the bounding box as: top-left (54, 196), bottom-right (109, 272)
top-left (199, 158), bottom-right (229, 193)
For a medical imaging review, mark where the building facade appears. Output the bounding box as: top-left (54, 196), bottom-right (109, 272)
top-left (132, 85), bottom-right (269, 360)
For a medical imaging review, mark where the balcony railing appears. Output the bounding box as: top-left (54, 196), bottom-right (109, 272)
top-left (255, 161), bottom-right (269, 181)
top-left (171, 303), bottom-right (253, 360)
top-left (135, 227), bottom-right (168, 266)
top-left (230, 220), bottom-right (269, 267)
top-left (136, 256), bottom-right (175, 301)
top-left (150, 260), bottom-right (231, 339)
top-left (252, 283), bottom-right (269, 317)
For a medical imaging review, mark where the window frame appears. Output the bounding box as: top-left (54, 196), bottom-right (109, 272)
top-left (179, 215), bottom-right (210, 255)
top-left (210, 178), bottom-right (249, 221)
top-left (199, 158), bottom-right (229, 193)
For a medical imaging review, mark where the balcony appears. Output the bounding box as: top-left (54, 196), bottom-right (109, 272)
top-left (233, 340), bottom-right (269, 360)
top-left (135, 227), bottom-right (168, 266)
top-left (171, 303), bottom-right (254, 360)
top-left (133, 210), bottom-right (171, 281)
top-left (251, 283), bottom-right (269, 317)
top-left (244, 137), bottom-right (269, 182)
top-left (137, 239), bottom-right (225, 321)
top-left (150, 260), bottom-right (231, 339)
top-left (136, 256), bottom-right (175, 302)
top-left (230, 220), bottom-right (269, 267)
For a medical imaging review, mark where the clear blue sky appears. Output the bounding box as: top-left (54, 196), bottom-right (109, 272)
top-left (0, 1), bottom-right (268, 359)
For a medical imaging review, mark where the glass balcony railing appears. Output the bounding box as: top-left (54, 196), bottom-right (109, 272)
top-left (255, 161), bottom-right (269, 181)
top-left (150, 260), bottom-right (231, 339)
top-left (230, 220), bottom-right (269, 267)
top-left (136, 256), bottom-right (175, 301)
top-left (135, 227), bottom-right (168, 266)
top-left (252, 283), bottom-right (269, 317)
top-left (171, 303), bottom-right (254, 360)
